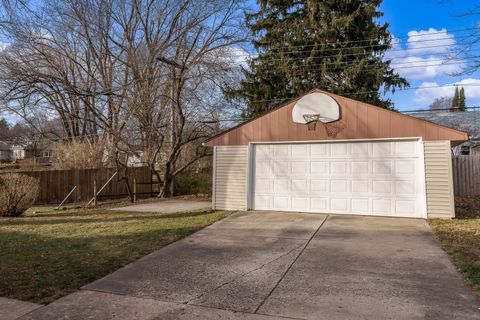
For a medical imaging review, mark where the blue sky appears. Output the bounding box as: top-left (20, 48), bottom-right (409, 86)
top-left (379, 0), bottom-right (480, 111)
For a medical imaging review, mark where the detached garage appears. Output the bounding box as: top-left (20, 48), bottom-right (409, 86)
top-left (203, 89), bottom-right (468, 219)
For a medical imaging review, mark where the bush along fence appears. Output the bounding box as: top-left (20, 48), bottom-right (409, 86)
top-left (0, 167), bottom-right (156, 205)
top-left (452, 155), bottom-right (480, 197)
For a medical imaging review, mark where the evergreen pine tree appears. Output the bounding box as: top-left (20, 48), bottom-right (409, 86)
top-left (451, 87), bottom-right (459, 112)
top-left (458, 87), bottom-right (466, 111)
top-left (227, 0), bottom-right (409, 118)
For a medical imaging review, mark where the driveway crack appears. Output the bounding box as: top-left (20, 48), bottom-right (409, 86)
top-left (253, 214), bottom-right (329, 313)
top-left (185, 242), bottom-right (305, 304)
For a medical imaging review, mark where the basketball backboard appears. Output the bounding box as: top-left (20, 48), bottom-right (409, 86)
top-left (292, 92), bottom-right (340, 124)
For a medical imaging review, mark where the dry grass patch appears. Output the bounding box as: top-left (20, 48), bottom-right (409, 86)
top-left (429, 218), bottom-right (480, 296)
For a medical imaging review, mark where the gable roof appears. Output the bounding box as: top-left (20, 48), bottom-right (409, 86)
top-left (204, 89), bottom-right (468, 146)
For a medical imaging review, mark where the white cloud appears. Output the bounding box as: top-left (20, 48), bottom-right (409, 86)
top-left (392, 56), bottom-right (464, 80)
top-left (407, 28), bottom-right (455, 55)
top-left (212, 46), bottom-right (252, 70)
top-left (385, 28), bottom-right (463, 80)
top-left (413, 78), bottom-right (480, 104)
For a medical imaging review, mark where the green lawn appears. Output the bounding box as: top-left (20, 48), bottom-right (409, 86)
top-left (429, 218), bottom-right (480, 295)
top-left (0, 207), bottom-right (231, 304)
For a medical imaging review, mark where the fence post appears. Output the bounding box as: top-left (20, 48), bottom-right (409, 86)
top-left (93, 178), bottom-right (97, 207)
top-left (133, 177), bottom-right (137, 203)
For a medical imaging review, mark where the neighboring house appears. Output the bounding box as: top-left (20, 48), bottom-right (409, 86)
top-left (0, 141), bottom-right (13, 162)
top-left (11, 141), bottom-right (53, 164)
top-left (409, 110), bottom-right (480, 155)
top-left (203, 89), bottom-right (467, 219)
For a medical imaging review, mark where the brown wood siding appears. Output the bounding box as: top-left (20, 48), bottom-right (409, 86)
top-left (205, 89), bottom-right (468, 146)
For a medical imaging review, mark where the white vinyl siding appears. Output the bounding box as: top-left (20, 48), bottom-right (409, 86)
top-left (212, 146), bottom-right (248, 210)
top-left (423, 140), bottom-right (455, 218)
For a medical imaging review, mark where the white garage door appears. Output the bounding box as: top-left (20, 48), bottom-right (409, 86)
top-left (251, 140), bottom-right (426, 218)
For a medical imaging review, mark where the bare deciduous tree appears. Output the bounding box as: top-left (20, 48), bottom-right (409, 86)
top-left (0, 0), bottom-right (247, 198)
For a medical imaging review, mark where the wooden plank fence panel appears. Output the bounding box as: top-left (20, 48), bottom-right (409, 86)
top-left (452, 155), bottom-right (480, 196)
top-left (0, 167), bottom-right (152, 204)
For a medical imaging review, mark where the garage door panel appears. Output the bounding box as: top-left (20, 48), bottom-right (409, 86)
top-left (273, 179), bottom-right (290, 193)
top-left (372, 180), bottom-right (393, 194)
top-left (331, 143), bottom-right (348, 155)
top-left (311, 161), bottom-right (329, 175)
top-left (331, 161), bottom-right (348, 174)
top-left (395, 160), bottom-right (416, 174)
top-left (351, 198), bottom-right (369, 214)
top-left (372, 199), bottom-right (393, 215)
top-left (254, 195), bottom-right (272, 209)
top-left (373, 142), bottom-right (392, 156)
top-left (331, 198), bottom-right (349, 212)
top-left (291, 144), bottom-right (308, 157)
top-left (351, 142), bottom-right (370, 156)
top-left (372, 160), bottom-right (393, 175)
top-left (311, 179), bottom-right (328, 193)
top-left (273, 196), bottom-right (289, 209)
top-left (255, 161), bottom-right (272, 177)
top-left (252, 141), bottom-right (425, 218)
top-left (395, 181), bottom-right (415, 195)
top-left (292, 161), bottom-right (308, 175)
top-left (396, 200), bottom-right (416, 215)
top-left (352, 180), bottom-right (369, 193)
top-left (351, 161), bottom-right (369, 175)
top-left (273, 144), bottom-right (289, 157)
top-left (310, 197), bottom-right (328, 210)
top-left (311, 144), bottom-right (329, 156)
top-left (394, 141), bottom-right (417, 155)
top-left (292, 179), bottom-right (307, 193)
top-left (330, 180), bottom-right (348, 193)
top-left (292, 197), bottom-right (308, 210)
top-left (255, 179), bottom-right (271, 193)
top-left (273, 161), bottom-right (289, 175)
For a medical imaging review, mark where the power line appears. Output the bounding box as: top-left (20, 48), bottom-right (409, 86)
top-left (235, 36), bottom-right (471, 59)
top-left (231, 83), bottom-right (480, 105)
top-left (225, 46), bottom-right (480, 70)
top-left (243, 57), bottom-right (471, 72)
top-left (242, 26), bottom-right (480, 53)
top-left (231, 28), bottom-right (480, 58)
top-left (228, 43), bottom-right (479, 65)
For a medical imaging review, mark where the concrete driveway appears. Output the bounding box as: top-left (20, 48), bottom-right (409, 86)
top-left (20, 212), bottom-right (480, 320)
top-left (110, 199), bottom-right (211, 213)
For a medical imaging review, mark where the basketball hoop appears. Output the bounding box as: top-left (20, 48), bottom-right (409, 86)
top-left (323, 121), bottom-right (346, 137)
top-left (303, 114), bottom-right (320, 130)
top-left (303, 113), bottom-right (336, 131)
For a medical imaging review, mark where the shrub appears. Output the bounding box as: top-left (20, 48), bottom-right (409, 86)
top-left (176, 170), bottom-right (212, 196)
top-left (0, 173), bottom-right (40, 217)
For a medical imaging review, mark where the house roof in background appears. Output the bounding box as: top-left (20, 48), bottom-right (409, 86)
top-left (410, 111), bottom-right (480, 140)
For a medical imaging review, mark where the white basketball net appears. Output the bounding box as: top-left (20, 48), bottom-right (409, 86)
top-left (303, 114), bottom-right (321, 130)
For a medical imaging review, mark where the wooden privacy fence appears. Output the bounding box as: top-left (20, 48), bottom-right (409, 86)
top-left (452, 155), bottom-right (480, 196)
top-left (0, 167), bottom-right (155, 204)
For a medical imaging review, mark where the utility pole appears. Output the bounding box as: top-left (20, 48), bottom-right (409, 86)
top-left (156, 56), bottom-right (188, 197)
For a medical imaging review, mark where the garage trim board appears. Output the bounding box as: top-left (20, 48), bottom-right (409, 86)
top-left (246, 138), bottom-right (427, 218)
